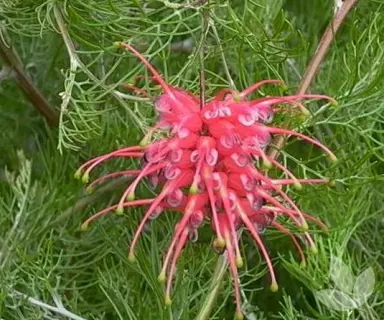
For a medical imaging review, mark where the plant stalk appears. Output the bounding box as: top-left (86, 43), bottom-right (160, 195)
top-left (267, 0), bottom-right (359, 160)
top-left (195, 255), bottom-right (228, 320)
top-left (0, 28), bottom-right (59, 126)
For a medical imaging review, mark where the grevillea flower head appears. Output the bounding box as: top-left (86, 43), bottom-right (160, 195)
top-left (75, 42), bottom-right (337, 319)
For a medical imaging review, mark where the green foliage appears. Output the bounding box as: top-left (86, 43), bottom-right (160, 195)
top-left (1, 0), bottom-right (384, 319)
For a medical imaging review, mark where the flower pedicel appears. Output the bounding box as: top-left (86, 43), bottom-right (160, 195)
top-left (75, 42), bottom-right (336, 319)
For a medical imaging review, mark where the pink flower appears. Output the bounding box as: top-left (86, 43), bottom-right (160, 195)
top-left (75, 42), bottom-right (336, 319)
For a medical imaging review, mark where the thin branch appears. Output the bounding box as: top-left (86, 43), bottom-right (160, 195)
top-left (11, 290), bottom-right (87, 320)
top-left (195, 255), bottom-right (227, 320)
top-left (267, 0), bottom-right (359, 160)
top-left (0, 28), bottom-right (59, 126)
top-left (210, 21), bottom-right (236, 89)
top-left (53, 5), bottom-right (81, 150)
top-left (298, 0), bottom-right (358, 95)
top-left (161, 0), bottom-right (208, 9)
top-left (198, 4), bottom-right (210, 109)
top-left (53, 4), bottom-right (145, 151)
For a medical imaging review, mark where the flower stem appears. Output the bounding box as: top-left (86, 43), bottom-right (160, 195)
top-left (195, 255), bottom-right (228, 320)
top-left (198, 5), bottom-right (210, 109)
top-left (267, 0), bottom-right (358, 161)
top-left (0, 27), bottom-right (59, 126)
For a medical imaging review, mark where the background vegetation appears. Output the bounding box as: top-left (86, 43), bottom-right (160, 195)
top-left (1, 0), bottom-right (383, 319)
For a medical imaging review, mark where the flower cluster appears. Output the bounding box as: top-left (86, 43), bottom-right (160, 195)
top-left (75, 42), bottom-right (336, 319)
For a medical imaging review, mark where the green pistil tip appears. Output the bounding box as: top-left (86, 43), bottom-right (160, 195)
top-left (236, 256), bottom-right (244, 268)
top-left (85, 186), bottom-right (93, 194)
top-left (81, 173), bottom-right (89, 184)
top-left (233, 91), bottom-right (241, 102)
top-left (127, 191), bottom-right (135, 201)
top-left (128, 253), bottom-right (136, 263)
top-left (331, 100), bottom-right (338, 108)
top-left (297, 114), bottom-right (308, 123)
top-left (300, 260), bottom-right (306, 268)
top-left (165, 296), bottom-right (172, 306)
top-left (270, 282), bottom-right (279, 292)
top-left (189, 184), bottom-right (199, 195)
top-left (293, 182), bottom-right (303, 190)
top-left (139, 137), bottom-right (150, 147)
top-left (310, 245), bottom-right (318, 255)
top-left (80, 223), bottom-right (88, 231)
top-left (213, 237), bottom-right (226, 250)
top-left (262, 159), bottom-right (272, 170)
top-left (113, 41), bottom-right (122, 48)
top-left (116, 206), bottom-right (124, 215)
top-left (299, 221), bottom-right (309, 232)
top-left (235, 311), bottom-right (244, 320)
top-left (280, 83), bottom-right (288, 92)
top-left (328, 179), bottom-right (336, 187)
top-left (322, 225), bottom-right (329, 234)
top-left (158, 272), bottom-right (166, 283)
top-left (301, 107), bottom-right (311, 117)
top-left (329, 154), bottom-right (338, 163)
top-left (74, 169), bottom-right (82, 180)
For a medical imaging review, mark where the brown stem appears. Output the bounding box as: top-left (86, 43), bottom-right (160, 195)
top-left (0, 30), bottom-right (59, 126)
top-left (267, 0), bottom-right (358, 160)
